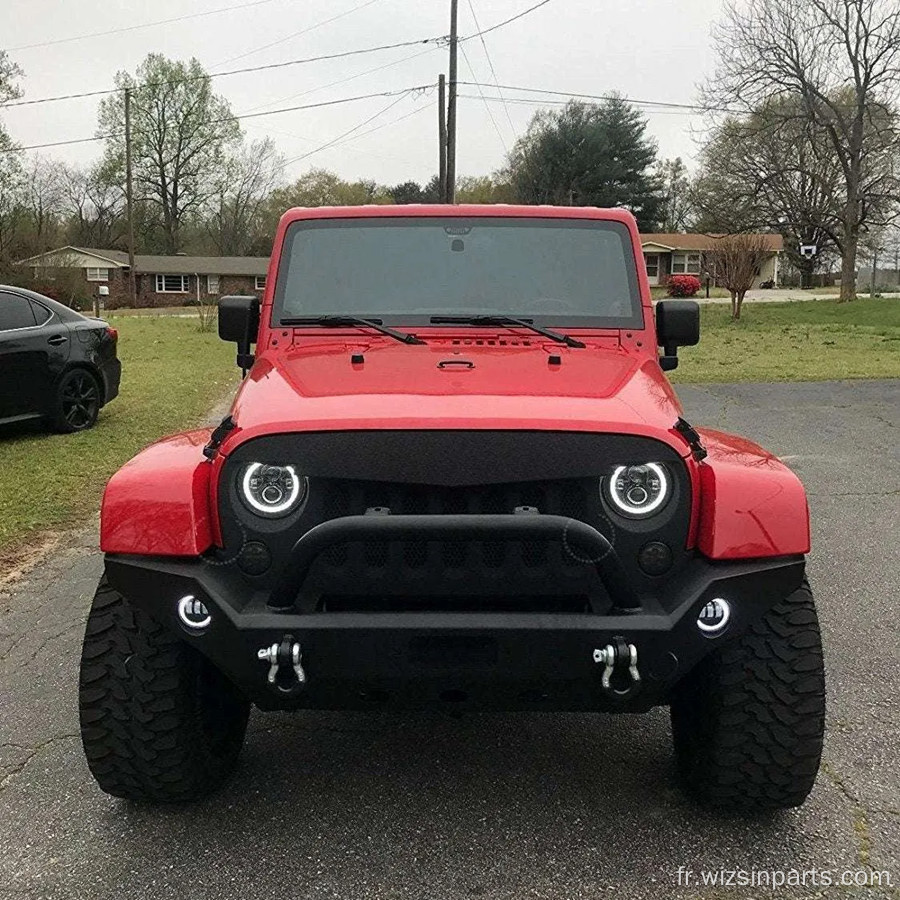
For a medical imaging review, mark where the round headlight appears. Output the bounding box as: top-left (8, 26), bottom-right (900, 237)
top-left (606, 463), bottom-right (670, 517)
top-left (240, 463), bottom-right (305, 517)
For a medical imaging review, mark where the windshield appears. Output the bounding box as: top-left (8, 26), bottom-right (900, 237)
top-left (273, 217), bottom-right (643, 328)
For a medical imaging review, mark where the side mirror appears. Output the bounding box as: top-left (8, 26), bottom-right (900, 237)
top-left (219, 295), bottom-right (260, 373)
top-left (656, 300), bottom-right (700, 371)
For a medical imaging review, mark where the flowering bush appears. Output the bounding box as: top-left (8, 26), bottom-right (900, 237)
top-left (666, 274), bottom-right (701, 297)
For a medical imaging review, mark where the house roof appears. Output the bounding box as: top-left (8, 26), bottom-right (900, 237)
top-left (17, 246), bottom-right (269, 276)
top-left (132, 255), bottom-right (269, 276)
top-left (640, 233), bottom-right (784, 252)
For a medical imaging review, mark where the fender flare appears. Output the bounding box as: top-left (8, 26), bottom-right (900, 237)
top-left (100, 429), bottom-right (214, 556)
top-left (695, 428), bottom-right (810, 559)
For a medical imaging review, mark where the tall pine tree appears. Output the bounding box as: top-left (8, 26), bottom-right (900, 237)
top-left (504, 97), bottom-right (663, 230)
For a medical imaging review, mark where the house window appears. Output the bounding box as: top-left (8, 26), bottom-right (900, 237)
top-left (86, 267), bottom-right (109, 282)
top-left (643, 254), bottom-right (659, 278)
top-left (155, 274), bottom-right (190, 293)
top-left (255, 276), bottom-right (267, 290)
top-left (207, 274), bottom-right (220, 295)
top-left (671, 252), bottom-right (702, 275)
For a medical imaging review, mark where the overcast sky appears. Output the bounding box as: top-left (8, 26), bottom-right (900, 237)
top-left (2, 0), bottom-right (724, 186)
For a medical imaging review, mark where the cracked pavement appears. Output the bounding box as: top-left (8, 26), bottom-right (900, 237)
top-left (0, 379), bottom-right (898, 899)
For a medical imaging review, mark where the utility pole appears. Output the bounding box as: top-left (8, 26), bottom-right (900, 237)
top-left (438, 74), bottom-right (447, 202)
top-left (445, 0), bottom-right (458, 203)
top-left (124, 87), bottom-right (137, 307)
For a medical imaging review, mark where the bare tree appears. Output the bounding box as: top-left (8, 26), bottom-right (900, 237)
top-left (205, 138), bottom-right (283, 255)
top-left (705, 0), bottom-right (900, 300)
top-left (61, 164), bottom-right (126, 248)
top-left (657, 158), bottom-right (694, 231)
top-left (18, 154), bottom-right (65, 254)
top-left (693, 98), bottom-right (845, 287)
top-left (98, 54), bottom-right (241, 254)
top-left (707, 234), bottom-right (773, 319)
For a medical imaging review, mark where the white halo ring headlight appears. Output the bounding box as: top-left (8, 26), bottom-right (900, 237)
top-left (240, 463), bottom-right (305, 517)
top-left (606, 463), bottom-right (670, 517)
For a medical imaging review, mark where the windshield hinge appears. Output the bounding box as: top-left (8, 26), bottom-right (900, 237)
top-left (203, 414), bottom-right (236, 460)
top-left (674, 416), bottom-right (708, 461)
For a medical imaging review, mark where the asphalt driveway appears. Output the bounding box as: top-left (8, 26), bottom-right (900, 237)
top-left (1, 380), bottom-right (898, 899)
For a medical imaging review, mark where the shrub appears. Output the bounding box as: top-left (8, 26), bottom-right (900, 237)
top-left (667, 274), bottom-right (701, 297)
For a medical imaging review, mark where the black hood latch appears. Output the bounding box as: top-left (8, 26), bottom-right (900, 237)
top-left (674, 417), bottom-right (708, 461)
top-left (203, 414), bottom-right (237, 460)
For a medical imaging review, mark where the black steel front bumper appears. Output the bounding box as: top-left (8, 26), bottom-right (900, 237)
top-left (105, 513), bottom-right (805, 712)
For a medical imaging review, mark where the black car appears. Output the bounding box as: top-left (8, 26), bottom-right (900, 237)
top-left (0, 285), bottom-right (121, 432)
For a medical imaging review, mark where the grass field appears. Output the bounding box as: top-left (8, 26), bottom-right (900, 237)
top-left (671, 297), bottom-right (900, 383)
top-left (0, 317), bottom-right (236, 559)
top-left (0, 299), bottom-right (897, 559)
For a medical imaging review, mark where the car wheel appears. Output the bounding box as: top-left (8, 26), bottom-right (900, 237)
top-left (79, 577), bottom-right (251, 802)
top-left (670, 579), bottom-right (825, 810)
top-left (52, 368), bottom-right (101, 432)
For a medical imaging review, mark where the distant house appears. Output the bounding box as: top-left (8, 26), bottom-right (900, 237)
top-left (15, 247), bottom-right (269, 308)
top-left (639, 233), bottom-right (784, 288)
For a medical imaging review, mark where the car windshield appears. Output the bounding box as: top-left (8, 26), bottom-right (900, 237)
top-left (273, 217), bottom-right (643, 328)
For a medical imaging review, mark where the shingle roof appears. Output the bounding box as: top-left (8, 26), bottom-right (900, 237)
top-left (19, 246), bottom-right (270, 274)
top-left (640, 233), bottom-right (784, 252)
top-left (132, 255), bottom-right (269, 276)
top-left (72, 247), bottom-right (130, 265)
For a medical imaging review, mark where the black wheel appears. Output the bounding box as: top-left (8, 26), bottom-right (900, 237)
top-left (670, 580), bottom-right (825, 810)
top-left (53, 368), bottom-right (101, 432)
top-left (79, 578), bottom-right (250, 802)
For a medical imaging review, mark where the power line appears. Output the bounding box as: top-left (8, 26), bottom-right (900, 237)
top-left (0, 86), bottom-right (432, 154)
top-left (279, 90), bottom-right (419, 167)
top-left (458, 81), bottom-right (720, 112)
top-left (463, 0), bottom-right (553, 39)
top-left (238, 42), bottom-right (440, 116)
top-left (465, 0), bottom-right (516, 139)
top-left (3, 0), bottom-right (286, 53)
top-left (210, 0), bottom-right (383, 70)
top-left (0, 1), bottom-right (553, 111)
top-left (459, 42), bottom-right (508, 153)
top-left (0, 38), bottom-right (445, 110)
top-left (457, 94), bottom-right (702, 115)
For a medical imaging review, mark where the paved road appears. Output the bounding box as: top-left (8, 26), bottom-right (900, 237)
top-left (1, 380), bottom-right (898, 900)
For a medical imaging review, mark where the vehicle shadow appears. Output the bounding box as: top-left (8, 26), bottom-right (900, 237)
top-left (104, 708), bottom-right (836, 895)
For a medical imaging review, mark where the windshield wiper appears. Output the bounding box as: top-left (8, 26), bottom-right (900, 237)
top-left (281, 315), bottom-right (425, 345)
top-left (430, 315), bottom-right (585, 348)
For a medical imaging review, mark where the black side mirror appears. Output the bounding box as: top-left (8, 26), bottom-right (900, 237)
top-left (219, 295), bottom-right (260, 373)
top-left (656, 299), bottom-right (700, 371)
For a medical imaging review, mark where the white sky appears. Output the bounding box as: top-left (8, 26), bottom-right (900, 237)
top-left (2, 0), bottom-right (723, 186)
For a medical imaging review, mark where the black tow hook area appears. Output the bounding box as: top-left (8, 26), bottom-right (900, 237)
top-left (593, 636), bottom-right (641, 701)
top-left (257, 634), bottom-right (306, 696)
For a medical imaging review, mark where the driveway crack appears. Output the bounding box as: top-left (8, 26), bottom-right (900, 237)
top-left (0, 733), bottom-right (79, 791)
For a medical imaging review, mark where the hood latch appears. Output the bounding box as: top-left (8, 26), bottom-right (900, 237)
top-left (674, 417), bottom-right (708, 461)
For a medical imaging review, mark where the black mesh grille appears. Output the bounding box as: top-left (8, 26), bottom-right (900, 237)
top-left (218, 430), bottom-right (691, 613)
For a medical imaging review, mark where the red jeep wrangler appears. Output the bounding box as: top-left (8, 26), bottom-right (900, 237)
top-left (79, 205), bottom-right (825, 808)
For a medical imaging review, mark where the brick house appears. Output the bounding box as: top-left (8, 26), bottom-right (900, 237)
top-left (640, 233), bottom-right (784, 288)
top-left (16, 247), bottom-right (269, 309)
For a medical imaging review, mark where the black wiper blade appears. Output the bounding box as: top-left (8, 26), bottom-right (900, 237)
top-left (281, 315), bottom-right (425, 345)
top-left (430, 315), bottom-right (585, 348)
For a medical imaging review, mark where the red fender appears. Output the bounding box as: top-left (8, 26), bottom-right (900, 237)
top-left (695, 428), bottom-right (810, 559)
top-left (100, 429), bottom-right (214, 556)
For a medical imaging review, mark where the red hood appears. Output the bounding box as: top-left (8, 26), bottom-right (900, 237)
top-left (225, 336), bottom-right (690, 457)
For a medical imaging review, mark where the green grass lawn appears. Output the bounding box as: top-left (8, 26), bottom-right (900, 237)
top-left (0, 317), bottom-right (236, 559)
top-left (0, 298), bottom-right (897, 560)
top-left (671, 297), bottom-right (900, 383)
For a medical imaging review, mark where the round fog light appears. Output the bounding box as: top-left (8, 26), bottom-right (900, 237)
top-left (697, 597), bottom-right (730, 634)
top-left (177, 595), bottom-right (211, 630)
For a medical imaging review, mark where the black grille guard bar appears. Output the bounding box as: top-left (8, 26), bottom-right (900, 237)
top-left (268, 513), bottom-right (640, 611)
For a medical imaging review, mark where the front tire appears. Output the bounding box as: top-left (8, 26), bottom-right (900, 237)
top-left (79, 578), bottom-right (250, 802)
top-left (670, 580), bottom-right (825, 810)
